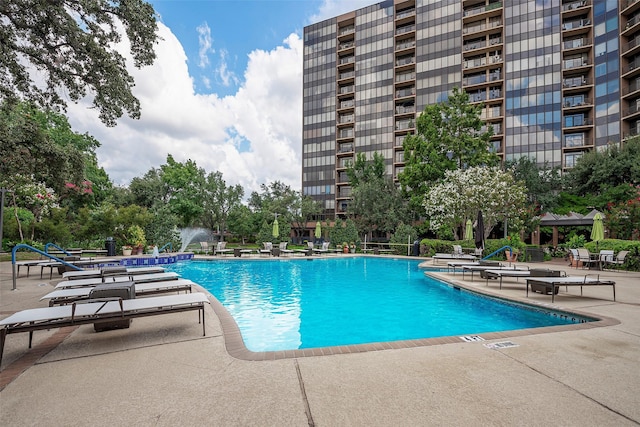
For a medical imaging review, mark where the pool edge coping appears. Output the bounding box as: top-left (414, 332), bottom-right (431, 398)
top-left (193, 268), bottom-right (621, 361)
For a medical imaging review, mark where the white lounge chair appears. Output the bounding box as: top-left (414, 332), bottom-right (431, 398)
top-left (279, 242), bottom-right (294, 256)
top-left (0, 293), bottom-right (211, 368)
top-left (55, 272), bottom-right (180, 289)
top-left (41, 279), bottom-right (195, 306)
top-left (313, 241), bottom-right (331, 255)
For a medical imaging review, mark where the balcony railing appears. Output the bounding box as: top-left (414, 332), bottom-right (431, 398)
top-left (396, 8), bottom-right (415, 20)
top-left (395, 104), bottom-right (415, 114)
top-left (339, 70), bottom-right (354, 80)
top-left (564, 117), bottom-right (592, 127)
top-left (395, 120), bottom-right (414, 130)
top-left (463, 40), bottom-right (485, 51)
top-left (623, 80), bottom-right (640, 95)
top-left (564, 133), bottom-right (586, 147)
top-left (564, 38), bottom-right (589, 49)
top-left (563, 97), bottom-right (591, 107)
top-left (464, 1), bottom-right (502, 17)
top-left (562, 19), bottom-right (591, 30)
top-left (562, 0), bottom-right (587, 11)
top-left (338, 128), bottom-right (354, 138)
top-left (339, 56), bottom-right (354, 65)
top-left (339, 26), bottom-right (355, 36)
top-left (563, 75), bottom-right (588, 87)
top-left (338, 143), bottom-right (354, 153)
top-left (464, 57), bottom-right (486, 69)
top-left (623, 36), bottom-right (640, 54)
top-left (563, 57), bottom-right (589, 69)
top-left (623, 102), bottom-right (640, 116)
top-left (395, 87), bottom-right (415, 98)
top-left (339, 85), bottom-right (354, 94)
top-left (396, 39), bottom-right (415, 50)
top-left (395, 135), bottom-right (408, 146)
top-left (396, 24), bottom-right (415, 35)
top-left (338, 41), bottom-right (354, 50)
top-left (340, 99), bottom-right (355, 109)
top-left (623, 0), bottom-right (640, 11)
top-left (396, 71), bottom-right (415, 83)
top-left (338, 114), bottom-right (354, 124)
top-left (469, 92), bottom-right (486, 102)
top-left (395, 56), bottom-right (415, 66)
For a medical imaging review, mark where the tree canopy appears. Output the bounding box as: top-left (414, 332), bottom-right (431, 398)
top-left (0, 0), bottom-right (158, 126)
top-left (423, 166), bottom-right (527, 239)
top-left (398, 87), bottom-right (499, 210)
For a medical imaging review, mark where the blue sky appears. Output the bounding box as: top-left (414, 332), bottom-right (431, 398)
top-left (150, 0), bottom-right (324, 97)
top-left (66, 0), bottom-right (376, 193)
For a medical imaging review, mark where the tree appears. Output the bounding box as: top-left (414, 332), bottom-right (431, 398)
top-left (289, 192), bottom-right (322, 242)
top-left (346, 153), bottom-right (411, 237)
top-left (1, 0), bottom-right (159, 126)
top-left (423, 166), bottom-right (527, 239)
top-left (227, 205), bottom-right (255, 245)
top-left (160, 155), bottom-right (206, 227)
top-left (201, 171), bottom-right (244, 241)
top-left (398, 87), bottom-right (499, 210)
top-left (563, 139), bottom-right (640, 210)
top-left (248, 181), bottom-right (298, 235)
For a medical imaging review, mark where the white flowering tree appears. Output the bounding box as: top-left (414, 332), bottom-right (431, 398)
top-left (423, 166), bottom-right (527, 239)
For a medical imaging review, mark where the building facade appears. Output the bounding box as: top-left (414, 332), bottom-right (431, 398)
top-left (303, 0), bottom-right (631, 219)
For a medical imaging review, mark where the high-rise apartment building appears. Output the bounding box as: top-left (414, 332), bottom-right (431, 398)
top-left (302, 0), bottom-right (630, 220)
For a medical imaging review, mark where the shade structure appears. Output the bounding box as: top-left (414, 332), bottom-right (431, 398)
top-left (590, 212), bottom-right (604, 243)
top-left (272, 218), bottom-right (279, 238)
top-left (475, 210), bottom-right (484, 250)
top-left (314, 222), bottom-right (322, 239)
top-left (464, 219), bottom-right (473, 240)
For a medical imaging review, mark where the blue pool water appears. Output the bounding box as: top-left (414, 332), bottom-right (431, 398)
top-left (168, 258), bottom-right (587, 352)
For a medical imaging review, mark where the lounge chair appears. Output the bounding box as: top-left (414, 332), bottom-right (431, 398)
top-left (55, 272), bottom-right (180, 289)
top-left (313, 241), bottom-right (331, 255)
top-left (214, 241), bottom-right (232, 256)
top-left (62, 266), bottom-right (166, 280)
top-left (41, 279), bottom-right (195, 306)
top-left (294, 241), bottom-right (314, 256)
top-left (199, 242), bottom-right (211, 255)
top-left (279, 242), bottom-right (294, 256)
top-left (259, 242), bottom-right (273, 257)
top-left (525, 275), bottom-right (616, 302)
top-left (462, 265), bottom-right (527, 281)
top-left (0, 292), bottom-right (211, 368)
top-left (484, 268), bottom-right (565, 289)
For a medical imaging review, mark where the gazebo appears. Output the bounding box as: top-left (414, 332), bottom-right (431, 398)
top-left (533, 209), bottom-right (605, 247)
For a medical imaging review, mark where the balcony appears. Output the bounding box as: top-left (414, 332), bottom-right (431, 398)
top-left (338, 128), bottom-right (354, 139)
top-left (562, 19), bottom-right (591, 31)
top-left (338, 85), bottom-right (354, 95)
top-left (564, 116), bottom-right (592, 128)
top-left (338, 70), bottom-right (355, 80)
top-left (339, 99), bottom-right (355, 109)
top-left (396, 8), bottom-right (415, 20)
top-left (395, 56), bottom-right (415, 67)
top-left (338, 41), bottom-right (354, 51)
top-left (395, 24), bottom-right (415, 36)
top-left (464, 56), bottom-right (487, 69)
top-left (395, 119), bottom-right (414, 130)
top-left (563, 37), bottom-right (590, 50)
top-left (463, 2), bottom-right (502, 17)
top-left (562, 0), bottom-right (588, 12)
top-left (395, 71), bottom-right (415, 83)
top-left (564, 133), bottom-right (587, 148)
top-left (563, 97), bottom-right (591, 108)
top-left (338, 26), bottom-right (355, 37)
top-left (469, 91), bottom-right (487, 103)
top-left (396, 39), bottom-right (415, 50)
top-left (562, 75), bottom-right (589, 88)
top-left (395, 104), bottom-right (415, 115)
top-left (563, 57), bottom-right (589, 69)
top-left (622, 35), bottom-right (640, 56)
top-left (395, 87), bottom-right (416, 98)
top-left (338, 143), bottom-right (354, 153)
top-left (463, 39), bottom-right (486, 51)
top-left (338, 114), bottom-right (354, 124)
top-left (622, 102), bottom-right (640, 118)
top-left (339, 55), bottom-right (355, 65)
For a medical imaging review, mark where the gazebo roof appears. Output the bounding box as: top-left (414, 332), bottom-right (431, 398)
top-left (538, 209), bottom-right (604, 226)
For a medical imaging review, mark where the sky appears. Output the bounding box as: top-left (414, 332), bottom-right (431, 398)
top-left (65, 0), bottom-right (377, 195)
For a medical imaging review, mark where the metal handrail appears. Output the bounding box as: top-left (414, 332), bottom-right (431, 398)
top-left (11, 244), bottom-right (82, 290)
top-left (44, 242), bottom-right (72, 256)
top-left (158, 242), bottom-right (173, 253)
top-left (482, 245), bottom-right (513, 260)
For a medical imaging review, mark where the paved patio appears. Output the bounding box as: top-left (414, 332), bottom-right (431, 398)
top-left (1, 257), bottom-right (639, 426)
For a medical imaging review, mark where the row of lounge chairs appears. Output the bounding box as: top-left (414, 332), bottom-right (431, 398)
top-left (445, 260), bottom-right (616, 303)
top-left (200, 241), bottom-right (342, 257)
top-left (0, 266), bottom-right (210, 369)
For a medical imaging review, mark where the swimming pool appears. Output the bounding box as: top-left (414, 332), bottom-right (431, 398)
top-left (168, 257), bottom-right (590, 352)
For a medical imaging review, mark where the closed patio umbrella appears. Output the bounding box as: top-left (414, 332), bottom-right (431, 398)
top-left (591, 212), bottom-right (604, 248)
top-left (475, 210), bottom-right (484, 251)
top-left (272, 217), bottom-right (279, 239)
top-left (315, 221), bottom-right (321, 241)
top-left (464, 219), bottom-right (473, 241)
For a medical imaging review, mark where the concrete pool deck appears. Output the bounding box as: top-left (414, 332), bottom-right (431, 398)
top-left (1, 257), bottom-right (639, 426)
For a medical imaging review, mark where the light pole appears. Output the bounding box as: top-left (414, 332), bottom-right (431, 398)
top-left (0, 188), bottom-right (11, 253)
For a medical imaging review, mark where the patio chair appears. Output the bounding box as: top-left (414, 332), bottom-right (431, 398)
top-left (604, 250), bottom-right (629, 269)
top-left (313, 241), bottom-right (331, 255)
top-left (576, 248), bottom-right (597, 269)
top-left (259, 242), bottom-right (273, 257)
top-left (279, 242), bottom-right (294, 256)
top-left (214, 241), bottom-right (232, 256)
top-left (199, 242), bottom-right (210, 255)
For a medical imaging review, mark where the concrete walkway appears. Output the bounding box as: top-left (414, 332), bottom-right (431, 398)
top-left (1, 258), bottom-right (639, 426)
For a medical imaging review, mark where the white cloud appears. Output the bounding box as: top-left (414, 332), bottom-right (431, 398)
top-left (196, 22), bottom-right (214, 68)
top-left (66, 22), bottom-right (303, 196)
top-left (216, 48), bottom-right (238, 87)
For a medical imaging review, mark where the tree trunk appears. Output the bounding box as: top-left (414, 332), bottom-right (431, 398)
top-left (11, 192), bottom-right (24, 242)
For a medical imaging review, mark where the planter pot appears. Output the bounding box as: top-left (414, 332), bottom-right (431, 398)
top-left (350, 248), bottom-right (356, 253)
top-left (122, 249), bottom-right (132, 256)
top-left (343, 246), bottom-right (349, 254)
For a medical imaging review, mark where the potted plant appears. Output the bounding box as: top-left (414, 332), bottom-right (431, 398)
top-left (349, 242), bottom-right (356, 253)
top-left (127, 225), bottom-right (146, 255)
top-left (122, 245), bottom-right (133, 256)
top-left (342, 242), bottom-right (349, 254)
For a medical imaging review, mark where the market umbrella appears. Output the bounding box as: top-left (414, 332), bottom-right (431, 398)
top-left (464, 219), bottom-right (473, 241)
top-left (272, 217), bottom-right (279, 239)
top-left (475, 210), bottom-right (484, 251)
top-left (590, 212), bottom-right (604, 248)
top-left (315, 221), bottom-right (322, 240)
